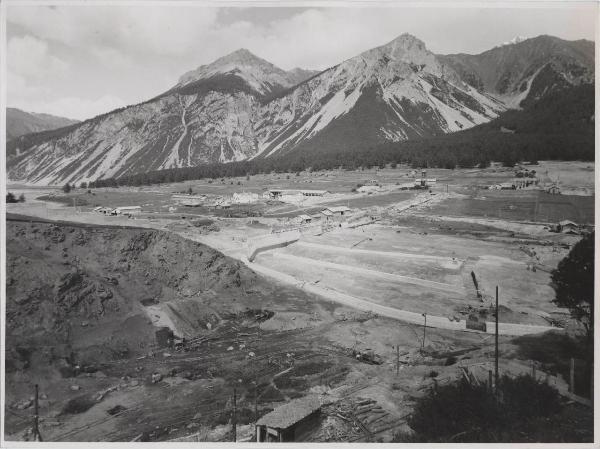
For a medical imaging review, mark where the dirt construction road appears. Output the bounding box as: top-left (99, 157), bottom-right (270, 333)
top-left (274, 252), bottom-right (465, 293)
top-left (245, 257), bottom-right (557, 336)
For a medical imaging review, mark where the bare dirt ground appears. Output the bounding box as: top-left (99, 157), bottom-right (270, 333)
top-left (5, 162), bottom-right (594, 442)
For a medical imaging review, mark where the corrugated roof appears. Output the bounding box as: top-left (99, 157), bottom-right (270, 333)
top-left (256, 395), bottom-right (322, 429)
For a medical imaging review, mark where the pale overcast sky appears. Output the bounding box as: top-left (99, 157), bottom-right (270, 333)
top-left (5, 2), bottom-right (597, 121)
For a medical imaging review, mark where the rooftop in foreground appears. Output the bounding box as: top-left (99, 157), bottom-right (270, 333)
top-left (256, 395), bottom-right (323, 429)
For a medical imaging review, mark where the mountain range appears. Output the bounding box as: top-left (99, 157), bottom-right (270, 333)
top-left (7, 34), bottom-right (594, 186)
top-left (6, 108), bottom-right (79, 141)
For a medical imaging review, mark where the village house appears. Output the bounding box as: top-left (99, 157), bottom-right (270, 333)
top-left (114, 206), bottom-right (142, 216)
top-left (324, 206), bottom-right (351, 217)
top-left (320, 209), bottom-right (334, 222)
top-left (557, 220), bottom-right (580, 234)
top-left (320, 206), bottom-right (351, 225)
top-left (93, 206), bottom-right (114, 215)
top-left (298, 214), bottom-right (313, 224)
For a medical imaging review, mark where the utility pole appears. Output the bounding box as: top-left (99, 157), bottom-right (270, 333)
top-left (32, 384), bottom-right (42, 442)
top-left (254, 381), bottom-right (258, 426)
top-left (495, 286), bottom-right (499, 393)
top-left (232, 387), bottom-right (237, 442)
top-left (569, 358), bottom-right (575, 393)
top-left (421, 313), bottom-right (427, 350)
top-left (255, 326), bottom-right (260, 425)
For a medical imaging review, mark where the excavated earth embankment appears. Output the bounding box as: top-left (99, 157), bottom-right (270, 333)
top-left (5, 216), bottom-right (269, 379)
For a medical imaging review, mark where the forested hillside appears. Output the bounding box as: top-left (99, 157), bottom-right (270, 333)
top-left (90, 84), bottom-right (594, 188)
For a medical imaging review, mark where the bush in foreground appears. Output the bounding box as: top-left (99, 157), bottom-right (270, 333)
top-left (395, 374), bottom-right (563, 443)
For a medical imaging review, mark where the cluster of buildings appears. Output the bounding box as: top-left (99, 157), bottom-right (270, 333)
top-left (267, 189), bottom-right (328, 201)
top-left (489, 178), bottom-right (540, 190)
top-left (289, 206), bottom-right (353, 229)
top-left (489, 166), bottom-right (541, 191)
top-left (93, 205), bottom-right (142, 217)
top-left (170, 189), bottom-right (330, 209)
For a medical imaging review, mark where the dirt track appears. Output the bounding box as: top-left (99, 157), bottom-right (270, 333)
top-left (275, 252), bottom-right (466, 293)
top-left (246, 256), bottom-right (556, 336)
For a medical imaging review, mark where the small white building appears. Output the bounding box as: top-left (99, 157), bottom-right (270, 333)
top-left (298, 214), bottom-right (313, 224)
top-left (94, 206), bottom-right (114, 215)
top-left (321, 206), bottom-right (351, 223)
top-left (558, 220), bottom-right (580, 234)
top-left (325, 206), bottom-right (351, 216)
top-left (114, 206), bottom-right (142, 215)
top-left (413, 178), bottom-right (437, 187)
top-left (320, 209), bottom-right (334, 221)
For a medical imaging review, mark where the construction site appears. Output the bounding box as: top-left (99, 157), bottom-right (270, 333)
top-left (4, 162), bottom-right (594, 442)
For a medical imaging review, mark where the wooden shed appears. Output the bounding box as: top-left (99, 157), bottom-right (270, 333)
top-left (256, 395), bottom-right (323, 442)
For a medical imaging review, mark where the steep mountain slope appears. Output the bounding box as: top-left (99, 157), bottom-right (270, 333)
top-left (90, 83), bottom-right (594, 188)
top-left (286, 67), bottom-right (321, 85)
top-left (7, 34), bottom-right (594, 186)
top-left (6, 108), bottom-right (79, 141)
top-left (251, 34), bottom-right (505, 160)
top-left (276, 83), bottom-right (595, 171)
top-left (439, 35), bottom-right (594, 107)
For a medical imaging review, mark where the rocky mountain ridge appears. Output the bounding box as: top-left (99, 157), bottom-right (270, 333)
top-left (7, 33), bottom-right (594, 185)
top-left (6, 108), bottom-right (79, 141)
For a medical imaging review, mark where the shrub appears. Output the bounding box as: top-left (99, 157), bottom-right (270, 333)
top-left (397, 374), bottom-right (561, 442)
top-left (6, 192), bottom-right (18, 203)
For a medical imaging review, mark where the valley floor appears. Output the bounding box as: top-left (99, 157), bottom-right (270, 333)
top-left (4, 162), bottom-right (594, 442)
